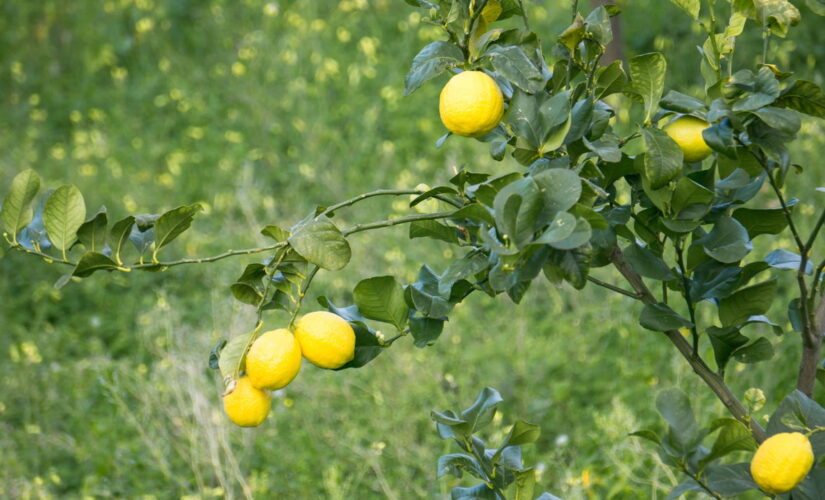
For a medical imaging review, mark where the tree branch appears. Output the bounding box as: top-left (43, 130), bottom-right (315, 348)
top-left (609, 246), bottom-right (767, 442)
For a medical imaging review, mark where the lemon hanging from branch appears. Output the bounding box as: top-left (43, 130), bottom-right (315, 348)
top-left (439, 71), bottom-right (505, 138)
top-left (750, 432), bottom-right (814, 494)
top-left (662, 115), bottom-right (713, 163)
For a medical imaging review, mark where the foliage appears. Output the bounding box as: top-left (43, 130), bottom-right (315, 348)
top-left (3, 0), bottom-right (825, 497)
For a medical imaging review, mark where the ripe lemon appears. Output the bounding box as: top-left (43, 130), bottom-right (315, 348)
top-left (223, 376), bottom-right (271, 427)
top-left (439, 71), bottom-right (504, 138)
top-left (662, 116), bottom-right (713, 163)
top-left (245, 329), bottom-right (302, 390)
top-left (295, 311), bottom-right (355, 369)
top-left (750, 432), bottom-right (814, 494)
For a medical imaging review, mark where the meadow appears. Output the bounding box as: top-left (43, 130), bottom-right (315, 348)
top-left (1, 0), bottom-right (824, 498)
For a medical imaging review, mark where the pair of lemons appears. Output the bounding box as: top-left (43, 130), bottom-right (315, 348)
top-left (223, 311), bottom-right (355, 427)
top-left (438, 72), bottom-right (713, 163)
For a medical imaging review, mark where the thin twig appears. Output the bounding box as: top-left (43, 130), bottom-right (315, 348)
top-left (674, 240), bottom-right (700, 357)
top-left (342, 210), bottom-right (462, 236)
top-left (586, 275), bottom-right (640, 299)
top-left (288, 265), bottom-right (320, 329)
top-left (609, 246), bottom-right (768, 443)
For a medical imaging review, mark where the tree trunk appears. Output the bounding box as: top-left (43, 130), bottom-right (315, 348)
top-left (591, 0), bottom-right (625, 65)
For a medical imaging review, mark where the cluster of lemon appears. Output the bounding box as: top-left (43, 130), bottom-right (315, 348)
top-left (223, 311), bottom-right (355, 427)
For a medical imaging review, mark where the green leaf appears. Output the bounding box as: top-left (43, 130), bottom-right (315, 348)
top-left (623, 243), bottom-right (676, 280)
top-left (532, 168), bottom-right (582, 213)
top-left (437, 453), bottom-right (485, 479)
top-left (73, 251), bottom-right (121, 277)
top-left (261, 224), bottom-right (289, 241)
top-left (353, 276), bottom-right (409, 330)
top-left (776, 80), bottom-right (825, 118)
top-left (493, 177), bottom-right (544, 248)
top-left (732, 336), bottom-right (774, 363)
top-left (639, 302), bottom-right (693, 331)
top-left (76, 208), bottom-right (108, 253)
top-left (665, 479), bottom-right (704, 499)
top-left (754, 0), bottom-right (800, 37)
top-left (218, 335), bottom-right (249, 380)
top-left (451, 484), bottom-right (497, 500)
top-left (410, 265), bottom-right (453, 318)
top-left (707, 326), bottom-right (748, 372)
top-left (533, 211), bottom-right (576, 244)
top-left (655, 388), bottom-right (700, 450)
top-left (128, 225), bottom-right (154, 257)
top-left (732, 201), bottom-right (795, 237)
top-left (718, 279), bottom-right (777, 326)
top-left (288, 216), bottom-right (351, 271)
top-left (544, 247), bottom-right (590, 289)
top-left (153, 203), bottom-right (201, 254)
top-left (494, 420), bottom-right (541, 463)
top-left (695, 216), bottom-right (752, 263)
top-left (584, 6), bottom-right (613, 44)
top-left (1, 169), bottom-right (41, 238)
top-left (410, 316), bottom-right (445, 347)
top-left (44, 185), bottom-right (86, 253)
top-left (765, 249), bottom-right (813, 273)
top-left (700, 420), bottom-right (757, 469)
top-left (671, 177), bottom-right (713, 220)
top-left (594, 60), bottom-right (627, 99)
top-left (548, 217), bottom-right (590, 250)
top-left (409, 219), bottom-right (459, 244)
top-left (629, 53), bottom-right (667, 124)
top-left (750, 107), bottom-right (800, 135)
top-left (730, 67), bottom-right (780, 112)
top-left (705, 463), bottom-right (758, 496)
top-left (660, 90), bottom-right (706, 113)
top-left (642, 127), bottom-right (683, 189)
top-left (109, 215), bottom-right (134, 265)
top-left (486, 45), bottom-right (544, 94)
top-left (208, 340), bottom-right (226, 370)
top-left (630, 429), bottom-right (661, 444)
top-left (404, 41), bottom-right (464, 95)
top-left (514, 469), bottom-right (536, 500)
top-left (669, 0), bottom-right (700, 19)
top-left (460, 387), bottom-right (503, 433)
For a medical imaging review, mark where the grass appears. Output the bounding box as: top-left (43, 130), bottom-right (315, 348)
top-left (1, 0), bottom-right (824, 498)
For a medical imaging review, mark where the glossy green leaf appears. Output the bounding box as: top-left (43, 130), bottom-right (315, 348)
top-left (460, 387), bottom-right (503, 433)
top-left (707, 326), bottom-right (749, 371)
top-left (153, 203), bottom-right (201, 253)
top-left (655, 388), bottom-right (699, 450)
top-left (699, 420), bottom-right (756, 469)
top-left (486, 45), bottom-right (544, 94)
top-left (669, 0), bottom-right (700, 19)
top-left (437, 453), bottom-right (485, 479)
top-left (730, 67), bottom-right (780, 112)
top-left (44, 185), bottom-right (86, 252)
top-left (77, 208), bottom-right (108, 253)
top-left (765, 249), bottom-right (813, 274)
top-left (642, 127), bottom-right (683, 189)
top-left (1, 169), bottom-right (41, 238)
top-left (410, 316), bottom-right (445, 347)
top-left (750, 107), bottom-right (801, 135)
top-left (532, 168), bottom-right (582, 213)
top-left (289, 216), bottom-right (351, 271)
top-left (629, 52), bottom-right (667, 124)
top-left (695, 216), bottom-right (752, 263)
top-left (404, 41), bottom-right (464, 95)
top-left (493, 177), bottom-right (544, 248)
top-left (732, 337), bottom-right (774, 364)
top-left (218, 335), bottom-right (249, 380)
top-left (261, 224), bottom-right (289, 241)
top-left (623, 243), bottom-right (676, 280)
top-left (514, 468), bottom-right (536, 500)
top-left (705, 463), bottom-right (757, 496)
top-left (718, 279), bottom-right (777, 327)
top-left (109, 215), bottom-right (134, 265)
top-left (639, 302), bottom-right (693, 331)
top-left (353, 276), bottom-right (409, 330)
top-left (775, 80), bottom-right (825, 118)
top-left (409, 219), bottom-right (459, 244)
top-left (72, 251), bottom-right (120, 277)
top-left (660, 90), bottom-right (706, 113)
top-left (732, 200), bottom-right (795, 237)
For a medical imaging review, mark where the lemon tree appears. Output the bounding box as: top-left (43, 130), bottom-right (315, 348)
top-left (4, 0), bottom-right (825, 497)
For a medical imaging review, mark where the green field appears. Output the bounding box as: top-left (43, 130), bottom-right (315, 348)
top-left (2, 1), bottom-right (824, 498)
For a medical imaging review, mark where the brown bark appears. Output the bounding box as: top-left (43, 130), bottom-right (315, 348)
top-left (591, 0), bottom-right (625, 65)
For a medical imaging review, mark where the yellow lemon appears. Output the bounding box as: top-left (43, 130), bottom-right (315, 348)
top-left (662, 116), bottom-right (713, 163)
top-left (223, 376), bottom-right (271, 427)
top-left (439, 71), bottom-right (505, 138)
top-left (245, 329), bottom-right (302, 390)
top-left (295, 311), bottom-right (355, 369)
top-left (750, 432), bottom-right (814, 494)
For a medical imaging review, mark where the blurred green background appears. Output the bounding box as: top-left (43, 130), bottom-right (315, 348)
top-left (1, 0), bottom-right (824, 498)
